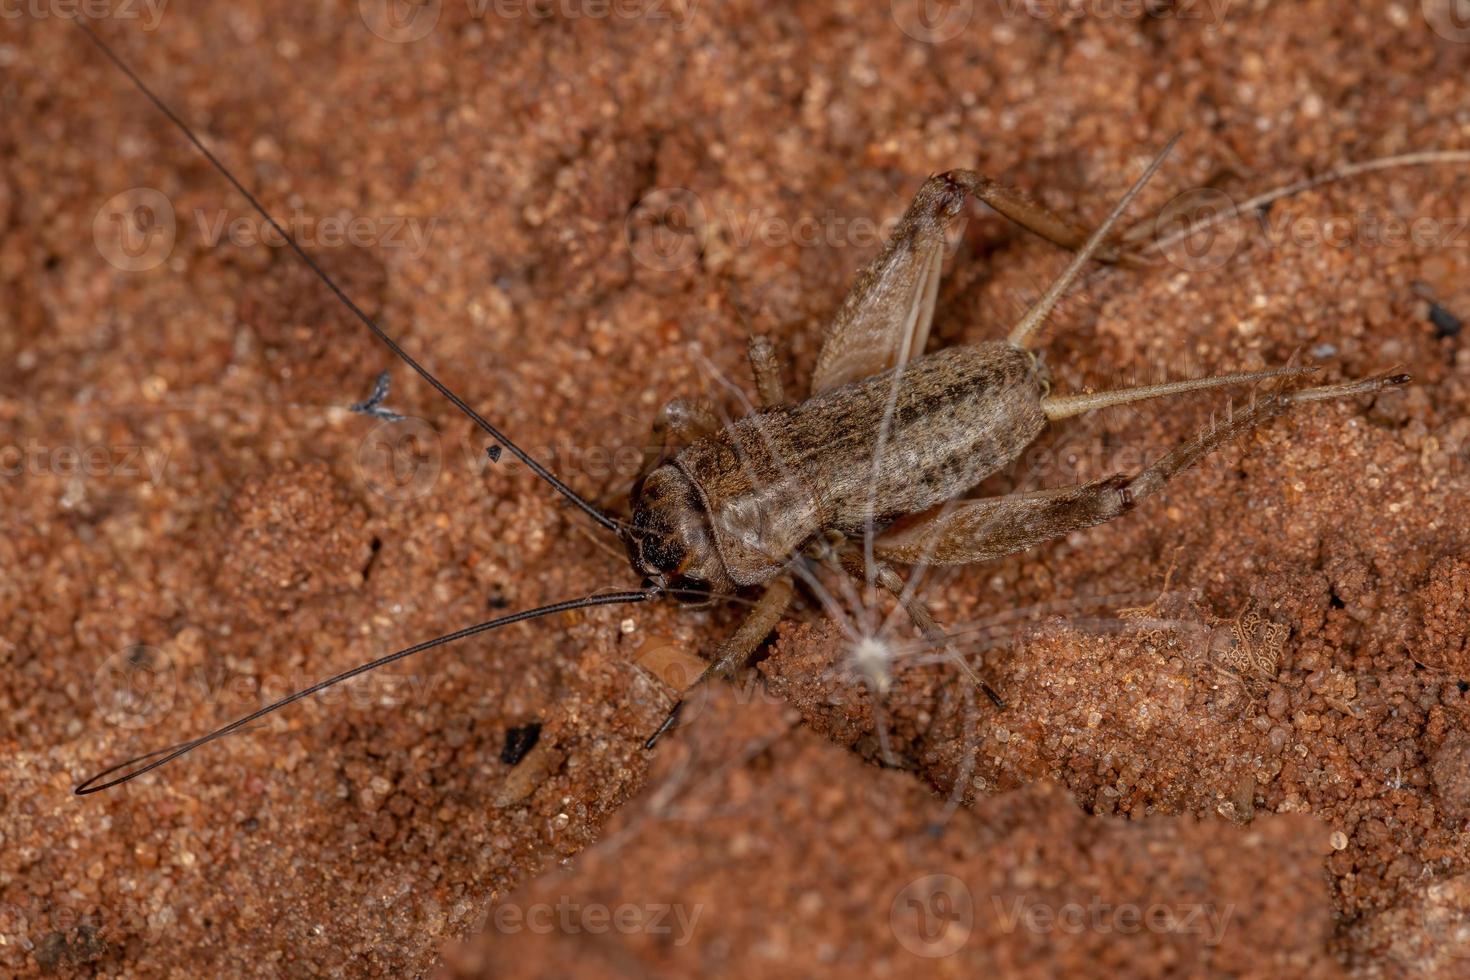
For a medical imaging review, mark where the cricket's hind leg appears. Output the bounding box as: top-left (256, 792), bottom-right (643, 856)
top-left (811, 166), bottom-right (1150, 395)
top-left (874, 372), bottom-right (1411, 566)
top-left (644, 575), bottom-right (795, 749)
top-left (1006, 137), bottom-right (1179, 350)
top-left (943, 169), bottom-right (1149, 268)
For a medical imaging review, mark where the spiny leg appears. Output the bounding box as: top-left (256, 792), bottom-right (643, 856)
top-left (1042, 364), bottom-right (1314, 421)
top-left (644, 575), bottom-right (795, 749)
top-left (876, 373), bottom-right (1410, 566)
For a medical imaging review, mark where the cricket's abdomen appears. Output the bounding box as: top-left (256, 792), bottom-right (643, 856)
top-left (674, 343), bottom-right (1045, 585)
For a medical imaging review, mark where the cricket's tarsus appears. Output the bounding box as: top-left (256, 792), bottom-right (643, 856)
top-left (75, 589), bottom-right (657, 794)
top-left (644, 700), bottom-right (685, 750)
top-left (72, 17), bottom-right (619, 534)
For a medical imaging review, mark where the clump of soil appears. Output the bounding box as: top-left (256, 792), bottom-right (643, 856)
top-left (445, 688), bottom-right (1342, 977)
top-left (2, 2), bottom-right (1468, 977)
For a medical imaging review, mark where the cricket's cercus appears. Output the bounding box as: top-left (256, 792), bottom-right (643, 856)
top-left (71, 19), bottom-right (1428, 794)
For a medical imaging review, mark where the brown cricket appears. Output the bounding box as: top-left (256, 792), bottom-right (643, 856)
top-left (73, 21), bottom-right (1415, 793)
top-left (625, 143), bottom-right (1407, 743)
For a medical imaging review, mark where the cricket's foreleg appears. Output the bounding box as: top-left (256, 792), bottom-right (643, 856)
top-left (876, 372), bottom-right (1410, 566)
top-left (747, 335), bottom-right (788, 409)
top-left (644, 575), bottom-right (795, 749)
top-left (652, 397), bottom-right (721, 449)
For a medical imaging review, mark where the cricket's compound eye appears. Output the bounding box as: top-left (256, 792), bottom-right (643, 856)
top-left (626, 465), bottom-right (731, 596)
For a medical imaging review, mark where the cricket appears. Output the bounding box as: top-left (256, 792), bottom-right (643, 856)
top-left (16, 4), bottom-right (1470, 975)
top-left (68, 16), bottom-right (1447, 796)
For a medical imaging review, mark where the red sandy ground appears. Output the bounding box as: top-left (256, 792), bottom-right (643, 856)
top-left (2, 1), bottom-right (1469, 976)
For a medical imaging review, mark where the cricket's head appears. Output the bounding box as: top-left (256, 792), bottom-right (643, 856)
top-left (624, 465), bottom-right (732, 601)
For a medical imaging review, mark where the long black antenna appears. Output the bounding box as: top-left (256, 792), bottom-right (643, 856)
top-left (74, 18), bottom-right (620, 534)
top-left (76, 588), bottom-right (656, 794)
